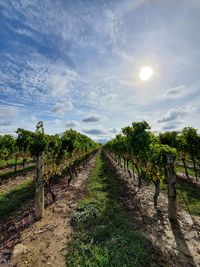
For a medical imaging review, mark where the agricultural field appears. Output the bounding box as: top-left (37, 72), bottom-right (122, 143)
top-left (1, 1), bottom-right (200, 266)
top-left (0, 122), bottom-right (200, 266)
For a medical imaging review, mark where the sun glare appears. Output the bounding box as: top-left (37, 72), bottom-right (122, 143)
top-left (139, 66), bottom-right (154, 81)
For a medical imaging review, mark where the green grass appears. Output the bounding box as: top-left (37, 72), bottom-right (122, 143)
top-left (66, 152), bottom-right (164, 267)
top-left (0, 179), bottom-right (34, 220)
top-left (0, 165), bottom-right (35, 180)
top-left (160, 180), bottom-right (200, 217)
top-left (0, 157), bottom-right (33, 169)
top-left (176, 181), bottom-right (200, 216)
top-left (176, 165), bottom-right (199, 178)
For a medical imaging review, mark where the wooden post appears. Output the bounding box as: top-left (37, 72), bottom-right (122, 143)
top-left (35, 152), bottom-right (44, 220)
top-left (165, 154), bottom-right (177, 220)
top-left (14, 155), bottom-right (17, 173)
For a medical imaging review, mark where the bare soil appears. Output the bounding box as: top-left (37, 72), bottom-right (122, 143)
top-left (106, 153), bottom-right (200, 267)
top-left (0, 156), bottom-right (97, 267)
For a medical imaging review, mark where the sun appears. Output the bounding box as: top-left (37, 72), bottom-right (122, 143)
top-left (139, 66), bottom-right (154, 81)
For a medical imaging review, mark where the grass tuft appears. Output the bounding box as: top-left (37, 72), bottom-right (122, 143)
top-left (0, 179), bottom-right (34, 220)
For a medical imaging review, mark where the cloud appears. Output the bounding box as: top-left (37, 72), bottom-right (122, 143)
top-left (157, 108), bottom-right (187, 123)
top-left (82, 113), bottom-right (107, 123)
top-left (95, 138), bottom-right (109, 144)
top-left (82, 126), bottom-right (118, 137)
top-left (51, 101), bottom-right (73, 116)
top-left (82, 127), bottom-right (108, 136)
top-left (1, 0), bottom-right (200, 135)
top-left (165, 85), bottom-right (186, 99)
top-left (48, 70), bottom-right (79, 97)
top-left (0, 105), bottom-right (19, 127)
top-left (160, 84), bottom-right (199, 100)
top-left (0, 100), bottom-right (25, 107)
top-left (156, 107), bottom-right (196, 131)
top-left (65, 120), bottom-right (79, 128)
top-left (0, 121), bottom-right (12, 126)
top-left (1, 1), bottom-right (124, 49)
top-left (162, 124), bottom-right (180, 131)
top-left (0, 51), bottom-right (79, 105)
top-left (110, 128), bottom-right (118, 134)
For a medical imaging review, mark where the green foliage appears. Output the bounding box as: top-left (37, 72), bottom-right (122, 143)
top-left (16, 128), bottom-right (34, 153)
top-left (181, 127), bottom-right (199, 158)
top-left (1, 122), bottom-right (99, 185)
top-left (149, 143), bottom-right (177, 167)
top-left (0, 134), bottom-right (16, 161)
top-left (29, 121), bottom-right (47, 157)
top-left (159, 131), bottom-right (178, 148)
top-left (177, 181), bottom-right (200, 216)
top-left (122, 121), bottom-right (151, 163)
top-left (105, 121), bottom-right (200, 184)
top-left (71, 201), bottom-right (100, 227)
top-left (66, 153), bottom-right (162, 267)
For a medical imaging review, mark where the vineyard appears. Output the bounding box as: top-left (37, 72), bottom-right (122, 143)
top-left (0, 121), bottom-right (200, 266)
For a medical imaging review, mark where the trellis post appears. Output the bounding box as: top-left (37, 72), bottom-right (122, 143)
top-left (164, 153), bottom-right (177, 220)
top-left (35, 151), bottom-right (44, 220)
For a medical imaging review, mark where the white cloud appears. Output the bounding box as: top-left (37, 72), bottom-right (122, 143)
top-left (48, 70), bottom-right (79, 97)
top-left (158, 108), bottom-right (187, 124)
top-left (82, 113), bottom-right (107, 123)
top-left (1, 1), bottom-right (124, 49)
top-left (110, 128), bottom-right (118, 134)
top-left (95, 138), bottom-right (110, 144)
top-left (82, 126), bottom-right (119, 141)
top-left (82, 127), bottom-right (108, 136)
top-left (51, 101), bottom-right (73, 116)
top-left (156, 106), bottom-right (198, 131)
top-left (162, 124), bottom-right (180, 131)
top-left (160, 84), bottom-right (199, 100)
top-left (65, 120), bottom-right (79, 128)
top-left (0, 105), bottom-right (19, 127)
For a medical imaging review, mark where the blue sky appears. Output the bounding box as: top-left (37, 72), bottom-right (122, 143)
top-left (0, 0), bottom-right (200, 142)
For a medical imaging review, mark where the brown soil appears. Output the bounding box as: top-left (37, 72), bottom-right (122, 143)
top-left (0, 156), bottom-right (97, 267)
top-left (106, 153), bottom-right (200, 267)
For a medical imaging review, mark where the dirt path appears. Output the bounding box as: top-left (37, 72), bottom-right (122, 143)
top-left (106, 152), bottom-right (200, 267)
top-left (1, 155), bottom-right (97, 267)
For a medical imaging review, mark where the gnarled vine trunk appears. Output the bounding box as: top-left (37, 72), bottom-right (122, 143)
top-left (14, 155), bottom-right (18, 173)
top-left (181, 157), bottom-right (189, 179)
top-left (153, 179), bottom-right (160, 208)
top-left (191, 156), bottom-right (198, 181)
top-left (135, 165), bottom-right (141, 188)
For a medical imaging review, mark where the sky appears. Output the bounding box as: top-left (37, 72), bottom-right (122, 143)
top-left (0, 0), bottom-right (200, 142)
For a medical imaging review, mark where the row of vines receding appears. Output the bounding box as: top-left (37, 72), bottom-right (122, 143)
top-left (104, 121), bottom-right (200, 220)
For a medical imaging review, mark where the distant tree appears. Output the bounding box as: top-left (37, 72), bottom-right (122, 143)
top-left (0, 135), bottom-right (16, 166)
top-left (122, 121), bottom-right (151, 187)
top-left (159, 131), bottom-right (178, 148)
top-left (16, 128), bottom-right (34, 174)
